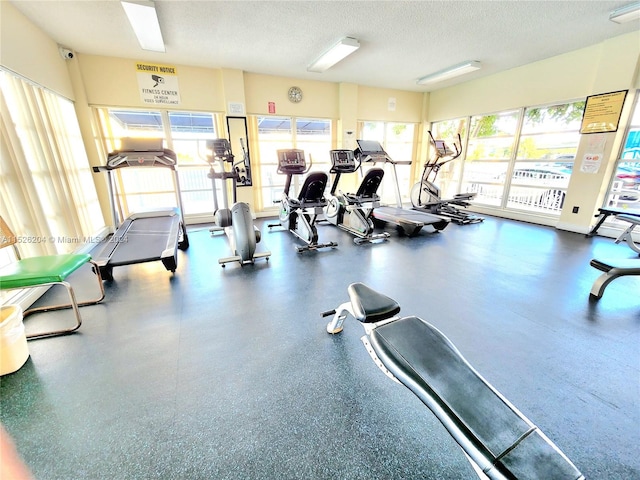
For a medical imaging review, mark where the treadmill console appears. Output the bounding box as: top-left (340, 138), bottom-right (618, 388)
top-left (106, 137), bottom-right (177, 169)
top-left (330, 149), bottom-right (357, 173)
top-left (277, 149), bottom-right (306, 174)
top-left (354, 139), bottom-right (388, 163)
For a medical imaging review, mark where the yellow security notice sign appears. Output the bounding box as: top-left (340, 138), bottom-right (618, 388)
top-left (136, 62), bottom-right (181, 106)
top-left (580, 90), bottom-right (627, 134)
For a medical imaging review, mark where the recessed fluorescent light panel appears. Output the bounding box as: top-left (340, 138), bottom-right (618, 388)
top-left (121, 0), bottom-right (166, 52)
top-left (609, 1), bottom-right (640, 23)
top-left (416, 61), bottom-right (481, 85)
top-left (308, 37), bottom-right (360, 73)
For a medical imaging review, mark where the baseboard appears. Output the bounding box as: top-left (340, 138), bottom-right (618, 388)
top-left (555, 221), bottom-right (590, 235)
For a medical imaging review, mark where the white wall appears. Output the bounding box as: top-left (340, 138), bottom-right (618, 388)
top-left (0, 2), bottom-right (74, 99)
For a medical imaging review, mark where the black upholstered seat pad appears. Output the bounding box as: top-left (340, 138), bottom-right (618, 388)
top-left (370, 316), bottom-right (582, 479)
top-left (371, 316), bottom-right (530, 457)
top-left (348, 283), bottom-right (400, 322)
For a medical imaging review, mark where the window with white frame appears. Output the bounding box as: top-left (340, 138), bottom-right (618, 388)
top-left (461, 110), bottom-right (520, 208)
top-left (95, 108), bottom-right (219, 220)
top-left (426, 118), bottom-right (469, 201)
top-left (509, 101), bottom-right (583, 213)
top-left (459, 101), bottom-right (583, 215)
top-left (254, 116), bottom-right (332, 211)
top-left (359, 121), bottom-right (416, 205)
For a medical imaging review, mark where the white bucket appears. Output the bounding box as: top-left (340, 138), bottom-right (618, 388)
top-left (0, 305), bottom-right (29, 376)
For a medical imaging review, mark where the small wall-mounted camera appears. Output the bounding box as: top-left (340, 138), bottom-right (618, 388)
top-left (58, 46), bottom-right (74, 60)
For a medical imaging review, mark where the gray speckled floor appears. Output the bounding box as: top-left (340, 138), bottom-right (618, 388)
top-left (1, 215), bottom-right (638, 479)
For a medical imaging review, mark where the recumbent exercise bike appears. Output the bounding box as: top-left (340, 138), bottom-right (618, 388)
top-left (324, 149), bottom-right (390, 245)
top-left (268, 149), bottom-right (337, 253)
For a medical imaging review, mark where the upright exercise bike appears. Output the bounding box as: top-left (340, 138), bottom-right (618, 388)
top-left (206, 138), bottom-right (271, 267)
top-left (324, 149), bottom-right (390, 244)
top-left (410, 132), bottom-right (483, 225)
top-left (268, 149), bottom-right (337, 253)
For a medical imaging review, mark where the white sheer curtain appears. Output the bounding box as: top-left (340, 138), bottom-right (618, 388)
top-left (0, 69), bottom-right (104, 258)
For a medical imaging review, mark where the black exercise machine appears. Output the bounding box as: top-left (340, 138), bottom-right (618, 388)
top-left (354, 140), bottom-right (449, 236)
top-left (323, 283), bottom-right (584, 480)
top-left (324, 149), bottom-right (390, 244)
top-left (205, 138), bottom-right (270, 267)
top-left (410, 131), bottom-right (483, 225)
top-left (92, 138), bottom-right (189, 281)
top-left (268, 149), bottom-right (337, 253)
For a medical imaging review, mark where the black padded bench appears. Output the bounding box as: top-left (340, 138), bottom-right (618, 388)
top-left (589, 258), bottom-right (640, 299)
top-left (325, 283), bottom-right (584, 480)
top-left (587, 207), bottom-right (640, 237)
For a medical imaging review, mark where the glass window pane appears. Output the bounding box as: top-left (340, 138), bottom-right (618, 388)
top-left (108, 110), bottom-right (164, 136)
top-left (517, 102), bottom-right (583, 161)
top-left (428, 119), bottom-right (468, 199)
top-left (511, 102), bottom-right (582, 215)
top-left (462, 111), bottom-right (519, 208)
top-left (168, 111), bottom-right (215, 134)
top-left (255, 116), bottom-right (332, 209)
top-left (97, 108), bottom-right (221, 219)
top-left (605, 97), bottom-right (640, 212)
top-left (358, 121), bottom-right (415, 205)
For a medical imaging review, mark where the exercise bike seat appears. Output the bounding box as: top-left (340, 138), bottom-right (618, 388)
top-left (355, 168), bottom-right (385, 199)
top-left (347, 282), bottom-right (400, 323)
top-left (369, 316), bottom-right (583, 479)
top-left (298, 172), bottom-right (329, 206)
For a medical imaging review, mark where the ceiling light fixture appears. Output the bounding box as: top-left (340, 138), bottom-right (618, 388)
top-left (609, 1), bottom-right (640, 23)
top-left (121, 0), bottom-right (166, 52)
top-left (416, 61), bottom-right (481, 86)
top-left (307, 37), bottom-right (360, 73)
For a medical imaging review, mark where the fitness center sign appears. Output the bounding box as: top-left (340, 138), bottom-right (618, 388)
top-left (136, 62), bottom-right (181, 106)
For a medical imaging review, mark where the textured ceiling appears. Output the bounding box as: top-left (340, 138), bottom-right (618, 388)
top-left (8, 0), bottom-right (640, 92)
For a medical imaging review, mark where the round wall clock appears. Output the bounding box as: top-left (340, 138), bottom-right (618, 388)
top-left (288, 86), bottom-right (303, 103)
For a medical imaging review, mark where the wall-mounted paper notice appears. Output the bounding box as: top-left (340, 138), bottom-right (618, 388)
top-left (580, 153), bottom-right (603, 173)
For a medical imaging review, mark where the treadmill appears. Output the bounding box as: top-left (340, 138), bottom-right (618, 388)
top-left (92, 138), bottom-right (189, 280)
top-left (354, 140), bottom-right (449, 236)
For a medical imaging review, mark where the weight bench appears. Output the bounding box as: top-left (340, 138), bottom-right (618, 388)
top-left (589, 258), bottom-right (640, 299)
top-left (587, 207), bottom-right (640, 237)
top-left (613, 214), bottom-right (640, 255)
top-left (323, 283), bottom-right (583, 480)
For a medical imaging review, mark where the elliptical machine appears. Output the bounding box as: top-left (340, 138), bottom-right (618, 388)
top-left (324, 149), bottom-right (390, 245)
top-left (410, 132), bottom-right (483, 225)
top-left (206, 138), bottom-right (271, 267)
top-left (268, 149), bottom-right (337, 253)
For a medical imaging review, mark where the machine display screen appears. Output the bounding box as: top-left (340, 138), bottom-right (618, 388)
top-left (331, 150), bottom-right (355, 166)
top-left (209, 138), bottom-right (232, 156)
top-left (434, 140), bottom-right (446, 151)
top-left (278, 149), bottom-right (304, 166)
top-left (356, 140), bottom-right (385, 154)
